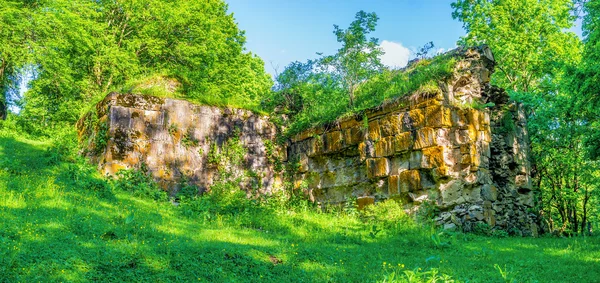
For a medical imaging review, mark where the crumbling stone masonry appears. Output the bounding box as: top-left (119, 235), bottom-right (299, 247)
top-left (78, 46), bottom-right (537, 235)
top-left (287, 46), bottom-right (537, 235)
top-left (76, 93), bottom-right (282, 194)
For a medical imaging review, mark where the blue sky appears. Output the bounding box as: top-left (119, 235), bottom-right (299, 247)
top-left (225, 0), bottom-right (466, 75)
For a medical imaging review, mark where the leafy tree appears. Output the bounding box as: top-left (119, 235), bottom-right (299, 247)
top-left (321, 11), bottom-right (384, 107)
top-left (453, 0), bottom-right (600, 234)
top-left (452, 0), bottom-right (581, 92)
top-left (15, 0), bottom-right (271, 133)
top-left (570, 0), bottom-right (600, 160)
top-left (0, 1), bottom-right (32, 120)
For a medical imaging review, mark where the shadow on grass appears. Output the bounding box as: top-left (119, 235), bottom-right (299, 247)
top-left (1, 136), bottom-right (600, 282)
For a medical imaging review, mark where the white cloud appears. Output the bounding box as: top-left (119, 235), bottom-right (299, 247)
top-left (379, 40), bottom-right (411, 69)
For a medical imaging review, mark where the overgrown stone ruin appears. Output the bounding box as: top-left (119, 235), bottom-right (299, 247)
top-left (78, 46), bottom-right (538, 236)
top-left (77, 93), bottom-right (282, 194)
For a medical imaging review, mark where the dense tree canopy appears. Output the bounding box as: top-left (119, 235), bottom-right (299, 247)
top-left (3, 0), bottom-right (271, 132)
top-left (452, 0), bottom-right (581, 92)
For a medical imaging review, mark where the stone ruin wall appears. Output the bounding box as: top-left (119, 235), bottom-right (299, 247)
top-left (78, 46), bottom-right (537, 235)
top-left (77, 93), bottom-right (282, 195)
top-left (287, 46), bottom-right (537, 235)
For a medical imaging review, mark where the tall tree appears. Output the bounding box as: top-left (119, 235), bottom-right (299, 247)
top-left (18, 0), bottom-right (272, 132)
top-left (0, 1), bottom-right (32, 120)
top-left (321, 11), bottom-right (383, 107)
top-left (452, 0), bottom-right (600, 234)
top-left (452, 0), bottom-right (581, 92)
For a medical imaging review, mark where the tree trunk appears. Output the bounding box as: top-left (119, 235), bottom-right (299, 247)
top-left (0, 98), bottom-right (6, 120)
top-left (582, 188), bottom-right (589, 235)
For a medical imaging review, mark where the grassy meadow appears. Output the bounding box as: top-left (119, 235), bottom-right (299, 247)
top-left (0, 130), bottom-right (599, 283)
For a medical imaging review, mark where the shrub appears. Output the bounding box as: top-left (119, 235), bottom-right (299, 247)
top-left (113, 164), bottom-right (168, 201)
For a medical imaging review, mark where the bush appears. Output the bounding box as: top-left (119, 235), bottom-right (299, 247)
top-left (362, 200), bottom-right (416, 235)
top-left (113, 165), bottom-right (168, 201)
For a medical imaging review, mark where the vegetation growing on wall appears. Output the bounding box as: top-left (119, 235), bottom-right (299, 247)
top-left (267, 51), bottom-right (458, 136)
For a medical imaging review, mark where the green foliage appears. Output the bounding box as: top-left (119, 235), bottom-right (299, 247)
top-left (113, 164), bottom-right (168, 202)
top-left (354, 54), bottom-right (456, 111)
top-left (2, 133), bottom-right (600, 281)
top-left (270, 52), bottom-right (457, 136)
top-left (7, 0), bottom-right (271, 135)
top-left (452, 0), bottom-right (582, 92)
top-left (323, 10), bottom-right (384, 106)
top-left (381, 266), bottom-right (456, 283)
top-left (181, 129), bottom-right (199, 148)
top-left (0, 1), bottom-right (32, 120)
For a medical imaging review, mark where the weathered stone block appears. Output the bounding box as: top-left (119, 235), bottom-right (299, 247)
top-left (399, 170), bottom-right (421, 193)
top-left (359, 142), bottom-right (367, 161)
top-left (368, 120), bottom-right (381, 140)
top-left (409, 151), bottom-right (424, 169)
top-left (422, 146), bottom-right (445, 169)
top-left (515, 174), bottom-right (530, 188)
top-left (394, 132), bottom-right (412, 152)
top-left (414, 127), bottom-right (436, 149)
top-left (480, 111), bottom-right (490, 126)
top-left (453, 129), bottom-right (472, 144)
top-left (402, 109), bottom-right (425, 131)
top-left (479, 129), bottom-right (492, 142)
top-left (374, 137), bottom-right (395, 157)
top-left (425, 105), bottom-right (452, 128)
top-left (380, 113), bottom-right (402, 137)
top-left (388, 175), bottom-right (401, 195)
top-left (466, 109), bottom-right (480, 131)
top-left (366, 158), bottom-right (389, 178)
top-left (451, 109), bottom-right (469, 128)
top-left (389, 156), bottom-right (410, 175)
top-left (481, 184), bottom-right (498, 201)
top-left (357, 196), bottom-right (375, 210)
top-left (435, 128), bottom-right (451, 147)
top-left (340, 118), bottom-right (360, 130)
top-left (306, 138), bottom-right (324, 157)
top-left (343, 126), bottom-right (364, 146)
top-left (324, 131), bottom-right (343, 153)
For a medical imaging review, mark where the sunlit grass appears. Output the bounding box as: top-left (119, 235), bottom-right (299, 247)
top-left (1, 132), bottom-right (599, 282)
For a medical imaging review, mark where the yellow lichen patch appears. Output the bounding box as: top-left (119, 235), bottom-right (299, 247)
top-left (479, 128), bottom-right (492, 142)
top-left (356, 196), bottom-right (375, 210)
top-left (388, 175), bottom-right (400, 195)
top-left (394, 132), bottom-right (412, 152)
top-left (358, 142), bottom-right (368, 161)
top-left (340, 118), bottom-right (360, 130)
top-left (368, 120), bottom-right (381, 140)
top-left (324, 131), bottom-right (343, 153)
top-left (379, 113), bottom-right (402, 137)
top-left (466, 109), bottom-right (480, 131)
top-left (403, 109), bottom-right (425, 130)
top-left (467, 123), bottom-right (478, 142)
top-left (422, 146), bottom-right (445, 168)
top-left (374, 137), bottom-right (395, 157)
top-left (366, 158), bottom-right (389, 178)
top-left (343, 126), bottom-right (364, 146)
top-left (399, 170), bottom-right (421, 193)
top-left (433, 166), bottom-right (449, 179)
top-left (104, 163), bottom-right (126, 176)
top-left (425, 105), bottom-right (452, 128)
top-left (414, 127), bottom-right (436, 149)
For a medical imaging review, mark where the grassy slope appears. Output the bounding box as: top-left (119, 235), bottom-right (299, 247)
top-left (0, 132), bottom-right (599, 282)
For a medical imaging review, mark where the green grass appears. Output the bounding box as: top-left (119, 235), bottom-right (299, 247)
top-left (1, 130), bottom-right (599, 282)
top-left (118, 74), bottom-right (267, 115)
